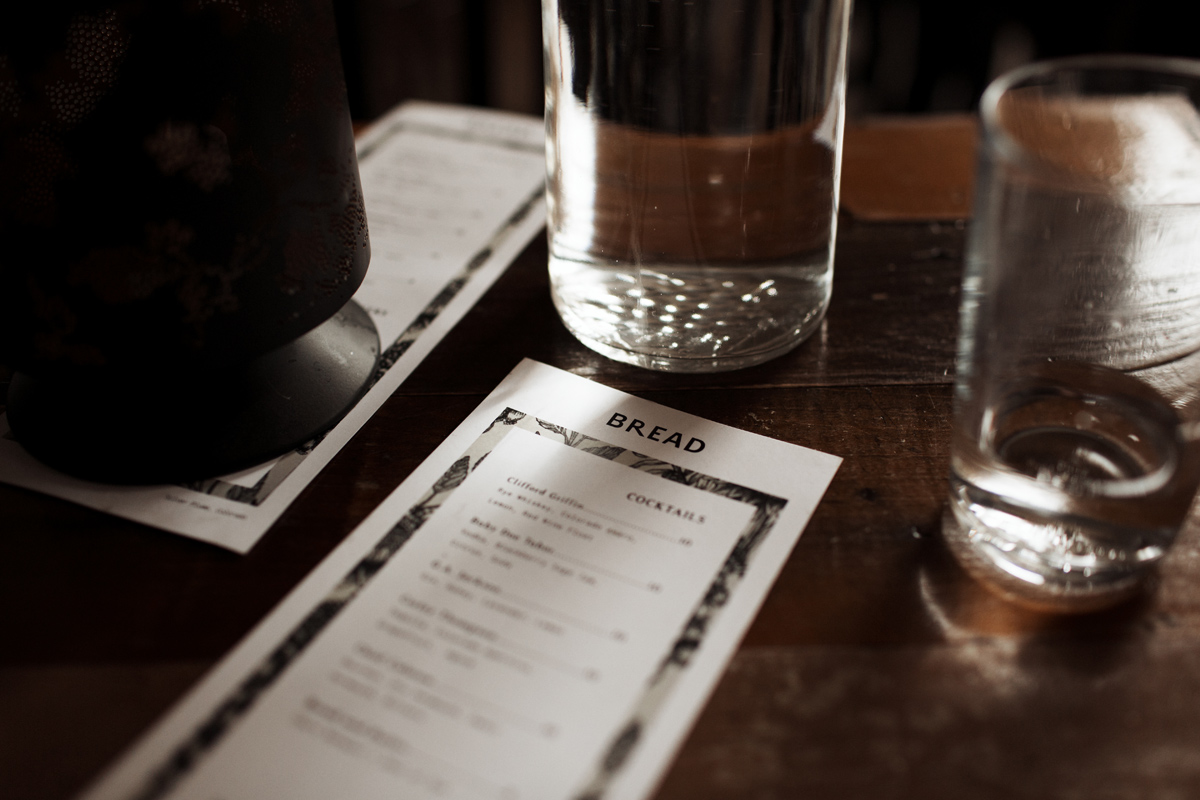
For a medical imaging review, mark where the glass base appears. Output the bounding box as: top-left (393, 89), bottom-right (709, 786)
top-left (941, 504), bottom-right (1149, 614)
top-left (561, 319), bottom-right (821, 373)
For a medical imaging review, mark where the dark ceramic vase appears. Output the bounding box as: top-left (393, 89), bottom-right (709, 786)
top-left (0, 0), bottom-right (379, 483)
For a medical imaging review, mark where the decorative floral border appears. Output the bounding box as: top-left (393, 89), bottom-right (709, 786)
top-left (129, 407), bottom-right (785, 800)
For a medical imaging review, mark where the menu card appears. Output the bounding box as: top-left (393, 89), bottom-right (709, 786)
top-left (0, 102), bottom-right (546, 552)
top-left (79, 359), bottom-right (840, 800)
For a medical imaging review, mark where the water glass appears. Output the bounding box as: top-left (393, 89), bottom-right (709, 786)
top-left (541, 0), bottom-right (851, 372)
top-left (945, 56), bottom-right (1200, 612)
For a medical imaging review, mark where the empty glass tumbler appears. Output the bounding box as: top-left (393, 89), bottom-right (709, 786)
top-left (541, 0), bottom-right (851, 372)
top-left (945, 56), bottom-right (1200, 611)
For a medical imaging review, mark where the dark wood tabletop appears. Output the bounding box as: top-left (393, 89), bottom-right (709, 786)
top-left (5, 115), bottom-right (1199, 800)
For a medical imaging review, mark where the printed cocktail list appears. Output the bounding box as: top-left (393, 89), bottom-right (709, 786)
top-left (81, 360), bottom-right (840, 800)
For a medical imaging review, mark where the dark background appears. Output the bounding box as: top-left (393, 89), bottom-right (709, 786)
top-left (332, 0), bottom-right (1200, 122)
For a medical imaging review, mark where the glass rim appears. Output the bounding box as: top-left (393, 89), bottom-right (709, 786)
top-left (979, 54), bottom-right (1200, 174)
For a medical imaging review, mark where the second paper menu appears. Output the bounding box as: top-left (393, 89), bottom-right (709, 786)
top-left (82, 360), bottom-right (840, 800)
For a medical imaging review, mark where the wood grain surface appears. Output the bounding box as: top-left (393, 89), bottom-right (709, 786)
top-left (5, 116), bottom-right (1199, 800)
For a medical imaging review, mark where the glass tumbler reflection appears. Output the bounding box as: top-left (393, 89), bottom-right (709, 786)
top-left (946, 56), bottom-right (1200, 611)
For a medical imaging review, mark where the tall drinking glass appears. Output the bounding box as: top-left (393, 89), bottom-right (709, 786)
top-left (541, 0), bottom-right (851, 372)
top-left (946, 56), bottom-right (1200, 611)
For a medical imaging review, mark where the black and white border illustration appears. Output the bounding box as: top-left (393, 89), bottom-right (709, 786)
top-left (179, 119), bottom-right (544, 507)
top-left (127, 408), bottom-right (785, 800)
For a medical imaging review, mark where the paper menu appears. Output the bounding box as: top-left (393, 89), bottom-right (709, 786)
top-left (0, 101), bottom-right (546, 552)
top-left (80, 360), bottom-right (841, 800)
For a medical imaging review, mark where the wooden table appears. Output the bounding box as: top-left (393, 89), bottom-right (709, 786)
top-left (5, 115), bottom-right (1200, 800)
